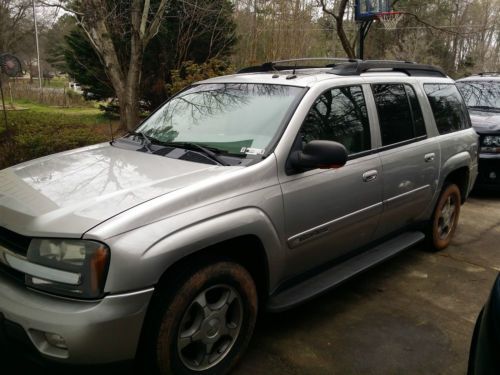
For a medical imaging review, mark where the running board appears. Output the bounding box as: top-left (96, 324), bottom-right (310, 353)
top-left (267, 231), bottom-right (425, 312)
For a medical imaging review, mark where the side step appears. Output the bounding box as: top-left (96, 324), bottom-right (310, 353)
top-left (267, 231), bottom-right (425, 312)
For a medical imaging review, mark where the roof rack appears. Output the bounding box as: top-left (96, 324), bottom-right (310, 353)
top-left (237, 58), bottom-right (447, 78)
top-left (237, 58), bottom-right (361, 73)
top-left (329, 60), bottom-right (447, 77)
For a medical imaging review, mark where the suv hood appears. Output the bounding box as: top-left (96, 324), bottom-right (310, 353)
top-left (0, 143), bottom-right (236, 237)
top-left (470, 110), bottom-right (500, 133)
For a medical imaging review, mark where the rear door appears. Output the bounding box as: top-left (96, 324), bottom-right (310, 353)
top-left (371, 83), bottom-right (440, 238)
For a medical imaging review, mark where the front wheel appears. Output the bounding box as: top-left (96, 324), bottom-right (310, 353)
top-left (429, 183), bottom-right (461, 251)
top-left (148, 261), bottom-right (258, 375)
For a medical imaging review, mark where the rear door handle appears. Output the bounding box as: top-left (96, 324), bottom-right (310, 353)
top-left (362, 170), bottom-right (378, 182)
top-left (424, 153), bottom-right (435, 162)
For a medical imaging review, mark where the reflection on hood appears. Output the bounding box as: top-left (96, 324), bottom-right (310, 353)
top-left (0, 143), bottom-right (236, 236)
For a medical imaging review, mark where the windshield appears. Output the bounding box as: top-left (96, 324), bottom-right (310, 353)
top-left (456, 81), bottom-right (500, 111)
top-left (136, 83), bottom-right (304, 155)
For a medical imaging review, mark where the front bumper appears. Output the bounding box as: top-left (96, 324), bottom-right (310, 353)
top-left (476, 154), bottom-right (500, 189)
top-left (0, 272), bottom-right (153, 364)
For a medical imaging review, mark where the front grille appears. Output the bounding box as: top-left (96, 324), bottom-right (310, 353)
top-left (0, 227), bottom-right (31, 256)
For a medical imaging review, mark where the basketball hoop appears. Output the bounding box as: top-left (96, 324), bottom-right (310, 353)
top-left (376, 11), bottom-right (404, 30)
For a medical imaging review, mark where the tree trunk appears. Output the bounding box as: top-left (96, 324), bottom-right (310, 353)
top-left (336, 19), bottom-right (356, 59)
top-left (319, 0), bottom-right (356, 59)
top-left (118, 55), bottom-right (142, 132)
top-left (73, 0), bottom-right (169, 132)
top-left (118, 86), bottom-right (140, 132)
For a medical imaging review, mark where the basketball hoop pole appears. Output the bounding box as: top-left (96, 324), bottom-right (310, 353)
top-left (358, 20), bottom-right (373, 59)
top-left (355, 0), bottom-right (400, 59)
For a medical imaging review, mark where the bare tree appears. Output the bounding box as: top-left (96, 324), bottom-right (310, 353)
top-left (0, 0), bottom-right (32, 53)
top-left (41, 0), bottom-right (169, 131)
top-left (317, 0), bottom-right (356, 58)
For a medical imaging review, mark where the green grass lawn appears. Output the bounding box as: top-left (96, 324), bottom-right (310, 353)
top-left (0, 100), bottom-right (121, 169)
top-left (6, 99), bottom-right (111, 125)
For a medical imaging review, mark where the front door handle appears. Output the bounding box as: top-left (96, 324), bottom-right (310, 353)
top-left (424, 153), bottom-right (435, 162)
top-left (362, 170), bottom-right (378, 182)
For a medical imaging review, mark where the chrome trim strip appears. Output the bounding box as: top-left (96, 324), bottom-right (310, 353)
top-left (0, 246), bottom-right (81, 285)
top-left (287, 202), bottom-right (383, 247)
top-left (385, 185), bottom-right (430, 204)
top-left (479, 153), bottom-right (500, 159)
top-left (106, 288), bottom-right (155, 299)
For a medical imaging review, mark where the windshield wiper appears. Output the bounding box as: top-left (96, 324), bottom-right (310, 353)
top-left (169, 142), bottom-right (229, 166)
top-left (125, 135), bottom-right (229, 165)
top-left (129, 131), bottom-right (154, 153)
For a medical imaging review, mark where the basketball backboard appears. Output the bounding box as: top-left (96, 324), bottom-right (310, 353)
top-left (355, 0), bottom-right (392, 21)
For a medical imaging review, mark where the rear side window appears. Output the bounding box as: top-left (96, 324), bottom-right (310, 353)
top-left (301, 85), bottom-right (371, 154)
top-left (424, 84), bottom-right (470, 134)
top-left (372, 84), bottom-right (426, 146)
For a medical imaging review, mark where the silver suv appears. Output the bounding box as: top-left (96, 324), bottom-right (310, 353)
top-left (0, 59), bottom-right (478, 374)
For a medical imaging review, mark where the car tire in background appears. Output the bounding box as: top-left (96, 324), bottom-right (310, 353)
top-left (428, 183), bottom-right (461, 251)
top-left (142, 260), bottom-right (258, 375)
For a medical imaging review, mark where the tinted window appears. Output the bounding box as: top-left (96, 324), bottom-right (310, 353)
top-left (456, 81), bottom-right (500, 110)
top-left (405, 85), bottom-right (426, 137)
top-left (372, 84), bottom-right (415, 146)
top-left (424, 84), bottom-right (470, 134)
top-left (301, 86), bottom-right (370, 154)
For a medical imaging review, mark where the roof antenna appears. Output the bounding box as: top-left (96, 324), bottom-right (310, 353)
top-left (293, 60), bottom-right (297, 75)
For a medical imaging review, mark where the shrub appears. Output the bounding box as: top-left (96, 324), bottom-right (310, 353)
top-left (166, 59), bottom-right (235, 97)
top-left (0, 108), bottom-right (113, 169)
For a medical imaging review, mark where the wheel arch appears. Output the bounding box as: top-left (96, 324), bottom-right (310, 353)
top-left (440, 151), bottom-right (472, 203)
top-left (443, 166), bottom-right (470, 204)
top-left (154, 234), bottom-right (271, 308)
top-left (139, 207), bottom-right (286, 304)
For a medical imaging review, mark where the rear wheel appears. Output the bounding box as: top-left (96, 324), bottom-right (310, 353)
top-left (147, 261), bottom-right (258, 375)
top-left (429, 183), bottom-right (461, 251)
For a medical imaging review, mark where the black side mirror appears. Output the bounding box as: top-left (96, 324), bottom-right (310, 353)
top-left (290, 140), bottom-right (348, 171)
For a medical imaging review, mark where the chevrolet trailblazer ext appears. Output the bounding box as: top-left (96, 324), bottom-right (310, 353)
top-left (0, 60), bottom-right (478, 374)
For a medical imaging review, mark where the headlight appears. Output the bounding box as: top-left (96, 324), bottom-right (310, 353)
top-left (25, 239), bottom-right (110, 299)
top-left (481, 135), bottom-right (500, 153)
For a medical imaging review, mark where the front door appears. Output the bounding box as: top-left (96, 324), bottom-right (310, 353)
top-left (279, 85), bottom-right (383, 276)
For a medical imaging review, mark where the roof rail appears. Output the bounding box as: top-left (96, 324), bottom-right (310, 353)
top-left (237, 58), bottom-right (447, 78)
top-left (237, 58), bottom-right (361, 73)
top-left (476, 72), bottom-right (500, 76)
top-left (329, 60), bottom-right (447, 78)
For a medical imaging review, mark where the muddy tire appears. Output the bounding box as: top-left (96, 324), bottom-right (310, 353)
top-left (144, 261), bottom-right (258, 375)
top-left (428, 183), bottom-right (461, 251)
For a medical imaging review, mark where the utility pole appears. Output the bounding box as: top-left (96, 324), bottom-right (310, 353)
top-left (32, 0), bottom-right (42, 91)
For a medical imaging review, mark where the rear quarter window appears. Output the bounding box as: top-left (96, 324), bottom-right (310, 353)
top-left (424, 84), bottom-right (470, 134)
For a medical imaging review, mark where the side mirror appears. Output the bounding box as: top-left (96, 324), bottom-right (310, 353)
top-left (290, 140), bottom-right (348, 171)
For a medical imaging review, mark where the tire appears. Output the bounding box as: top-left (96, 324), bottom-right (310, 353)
top-left (144, 261), bottom-right (258, 375)
top-left (428, 183), bottom-right (461, 251)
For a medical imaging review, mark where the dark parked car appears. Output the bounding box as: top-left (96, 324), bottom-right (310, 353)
top-left (457, 74), bottom-right (500, 189)
top-left (468, 274), bottom-right (500, 375)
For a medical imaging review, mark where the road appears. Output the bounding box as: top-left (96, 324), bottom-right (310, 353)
top-left (3, 193), bottom-right (500, 375)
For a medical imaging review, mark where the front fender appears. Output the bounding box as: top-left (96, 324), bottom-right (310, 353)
top-left (101, 208), bottom-right (286, 294)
